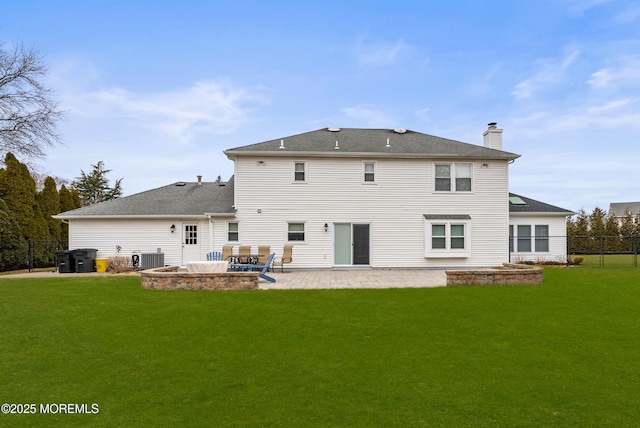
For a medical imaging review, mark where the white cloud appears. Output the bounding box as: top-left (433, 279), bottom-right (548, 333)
top-left (353, 37), bottom-right (413, 67)
top-left (588, 56), bottom-right (640, 88)
top-left (512, 47), bottom-right (581, 99)
top-left (87, 80), bottom-right (267, 142)
top-left (48, 58), bottom-right (269, 143)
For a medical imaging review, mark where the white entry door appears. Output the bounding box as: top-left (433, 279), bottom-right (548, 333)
top-left (182, 223), bottom-right (201, 264)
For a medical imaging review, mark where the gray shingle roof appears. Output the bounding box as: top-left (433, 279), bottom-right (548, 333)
top-left (509, 193), bottom-right (574, 215)
top-left (56, 177), bottom-right (235, 218)
top-left (609, 202), bottom-right (640, 217)
top-left (224, 128), bottom-right (520, 160)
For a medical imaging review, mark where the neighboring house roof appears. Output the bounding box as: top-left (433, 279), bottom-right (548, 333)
top-left (224, 127), bottom-right (520, 160)
top-left (609, 202), bottom-right (640, 217)
top-left (55, 177), bottom-right (235, 219)
top-left (509, 193), bottom-right (574, 215)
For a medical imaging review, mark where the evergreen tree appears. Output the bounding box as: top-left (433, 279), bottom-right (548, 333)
top-left (72, 161), bottom-right (123, 206)
top-left (0, 197), bottom-right (28, 271)
top-left (619, 208), bottom-right (636, 252)
top-left (604, 208), bottom-right (621, 251)
top-left (569, 208), bottom-right (590, 253)
top-left (588, 207), bottom-right (607, 253)
top-left (0, 152), bottom-right (48, 241)
top-left (36, 176), bottom-right (61, 241)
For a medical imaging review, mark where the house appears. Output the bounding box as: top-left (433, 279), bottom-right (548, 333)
top-left (508, 193), bottom-right (574, 263)
top-left (55, 124), bottom-right (573, 268)
top-left (609, 202), bottom-right (640, 225)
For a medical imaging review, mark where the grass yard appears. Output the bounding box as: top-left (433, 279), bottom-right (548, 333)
top-left (1, 268), bottom-right (639, 427)
top-left (574, 253), bottom-right (639, 268)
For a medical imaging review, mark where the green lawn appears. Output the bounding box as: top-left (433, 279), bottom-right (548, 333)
top-left (573, 253), bottom-right (639, 268)
top-left (1, 269), bottom-right (639, 427)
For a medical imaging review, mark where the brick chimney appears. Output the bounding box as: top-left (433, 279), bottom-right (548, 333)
top-left (197, 175), bottom-right (202, 186)
top-left (483, 122), bottom-right (503, 151)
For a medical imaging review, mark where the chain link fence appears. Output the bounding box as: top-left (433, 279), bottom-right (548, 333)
top-left (568, 235), bottom-right (639, 268)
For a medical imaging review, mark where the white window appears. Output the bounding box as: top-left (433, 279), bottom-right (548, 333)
top-left (227, 222), bottom-right (239, 242)
top-left (435, 163), bottom-right (472, 192)
top-left (510, 224), bottom-right (549, 253)
top-left (287, 222), bottom-right (305, 242)
top-left (424, 215), bottom-right (470, 257)
top-left (293, 161), bottom-right (306, 182)
top-left (363, 162), bottom-right (376, 183)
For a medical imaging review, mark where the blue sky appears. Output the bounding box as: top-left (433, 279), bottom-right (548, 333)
top-left (3, 0), bottom-right (640, 212)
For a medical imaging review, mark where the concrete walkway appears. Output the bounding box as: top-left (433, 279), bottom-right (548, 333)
top-left (1, 269), bottom-right (448, 289)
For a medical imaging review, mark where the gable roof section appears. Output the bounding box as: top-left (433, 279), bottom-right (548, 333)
top-left (609, 202), bottom-right (640, 217)
top-left (509, 193), bottom-right (574, 215)
top-left (225, 128), bottom-right (520, 160)
top-left (55, 177), bottom-right (235, 219)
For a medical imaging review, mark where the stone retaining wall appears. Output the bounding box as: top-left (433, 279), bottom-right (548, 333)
top-left (140, 266), bottom-right (259, 290)
top-left (446, 263), bottom-right (543, 286)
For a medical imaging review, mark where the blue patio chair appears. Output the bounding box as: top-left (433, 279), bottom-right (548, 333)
top-left (206, 251), bottom-right (223, 261)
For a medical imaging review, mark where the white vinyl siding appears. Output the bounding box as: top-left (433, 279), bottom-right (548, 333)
top-left (232, 157), bottom-right (510, 268)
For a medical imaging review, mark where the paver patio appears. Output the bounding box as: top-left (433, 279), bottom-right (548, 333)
top-left (2, 269), bottom-right (448, 289)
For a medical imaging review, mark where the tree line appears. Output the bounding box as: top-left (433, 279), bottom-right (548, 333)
top-left (567, 207), bottom-right (640, 253)
top-left (0, 152), bottom-right (123, 271)
top-left (0, 153), bottom-right (80, 270)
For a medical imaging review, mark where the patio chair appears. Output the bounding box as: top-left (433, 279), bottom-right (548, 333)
top-left (272, 245), bottom-right (293, 273)
top-left (239, 245), bottom-right (251, 263)
top-left (257, 245), bottom-right (271, 265)
top-left (222, 245), bottom-right (233, 261)
top-left (206, 251), bottom-right (223, 261)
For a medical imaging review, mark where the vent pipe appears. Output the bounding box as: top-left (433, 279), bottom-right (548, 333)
top-left (197, 175), bottom-right (202, 186)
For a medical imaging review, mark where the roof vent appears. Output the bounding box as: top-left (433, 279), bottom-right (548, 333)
top-left (279, 139), bottom-right (285, 149)
top-left (328, 127), bottom-right (340, 132)
top-left (334, 140), bottom-right (340, 150)
top-left (393, 128), bottom-right (407, 134)
top-left (176, 182), bottom-right (186, 186)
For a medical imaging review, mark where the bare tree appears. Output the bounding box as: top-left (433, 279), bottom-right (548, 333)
top-left (0, 42), bottom-right (64, 160)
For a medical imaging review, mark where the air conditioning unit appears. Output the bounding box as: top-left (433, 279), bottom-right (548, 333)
top-left (141, 252), bottom-right (164, 270)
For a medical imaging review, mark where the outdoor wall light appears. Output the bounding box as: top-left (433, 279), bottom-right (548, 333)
top-left (170, 224), bottom-right (176, 233)
top-left (324, 223), bottom-right (329, 232)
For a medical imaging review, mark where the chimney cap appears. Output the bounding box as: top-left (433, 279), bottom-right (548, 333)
top-left (488, 122), bottom-right (498, 128)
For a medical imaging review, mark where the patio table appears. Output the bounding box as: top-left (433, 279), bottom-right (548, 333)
top-left (186, 261), bottom-right (229, 273)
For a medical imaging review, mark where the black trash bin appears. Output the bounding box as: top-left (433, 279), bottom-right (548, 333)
top-left (73, 248), bottom-right (98, 273)
top-left (55, 250), bottom-right (75, 273)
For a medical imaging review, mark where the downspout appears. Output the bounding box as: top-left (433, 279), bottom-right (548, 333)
top-left (207, 214), bottom-right (214, 252)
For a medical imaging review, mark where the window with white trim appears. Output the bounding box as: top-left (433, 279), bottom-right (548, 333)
top-left (363, 162), bottom-right (376, 183)
top-left (435, 163), bottom-right (472, 192)
top-left (287, 222), bottom-right (305, 241)
top-left (227, 222), bottom-right (239, 242)
top-left (510, 224), bottom-right (549, 253)
top-left (424, 215), bottom-right (470, 257)
top-left (293, 161), bottom-right (306, 182)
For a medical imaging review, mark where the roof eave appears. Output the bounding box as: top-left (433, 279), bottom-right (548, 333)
top-left (53, 214), bottom-right (235, 220)
top-left (509, 211), bottom-right (575, 217)
top-left (225, 150), bottom-right (520, 161)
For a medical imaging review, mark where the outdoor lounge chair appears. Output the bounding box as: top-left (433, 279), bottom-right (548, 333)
top-left (272, 245), bottom-right (293, 273)
top-left (206, 251), bottom-right (223, 261)
top-left (239, 245), bottom-right (251, 262)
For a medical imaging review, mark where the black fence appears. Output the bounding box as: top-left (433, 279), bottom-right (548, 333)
top-left (568, 235), bottom-right (639, 268)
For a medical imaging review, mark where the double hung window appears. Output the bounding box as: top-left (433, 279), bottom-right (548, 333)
top-left (435, 163), bottom-right (472, 192)
top-left (287, 222), bottom-right (305, 241)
